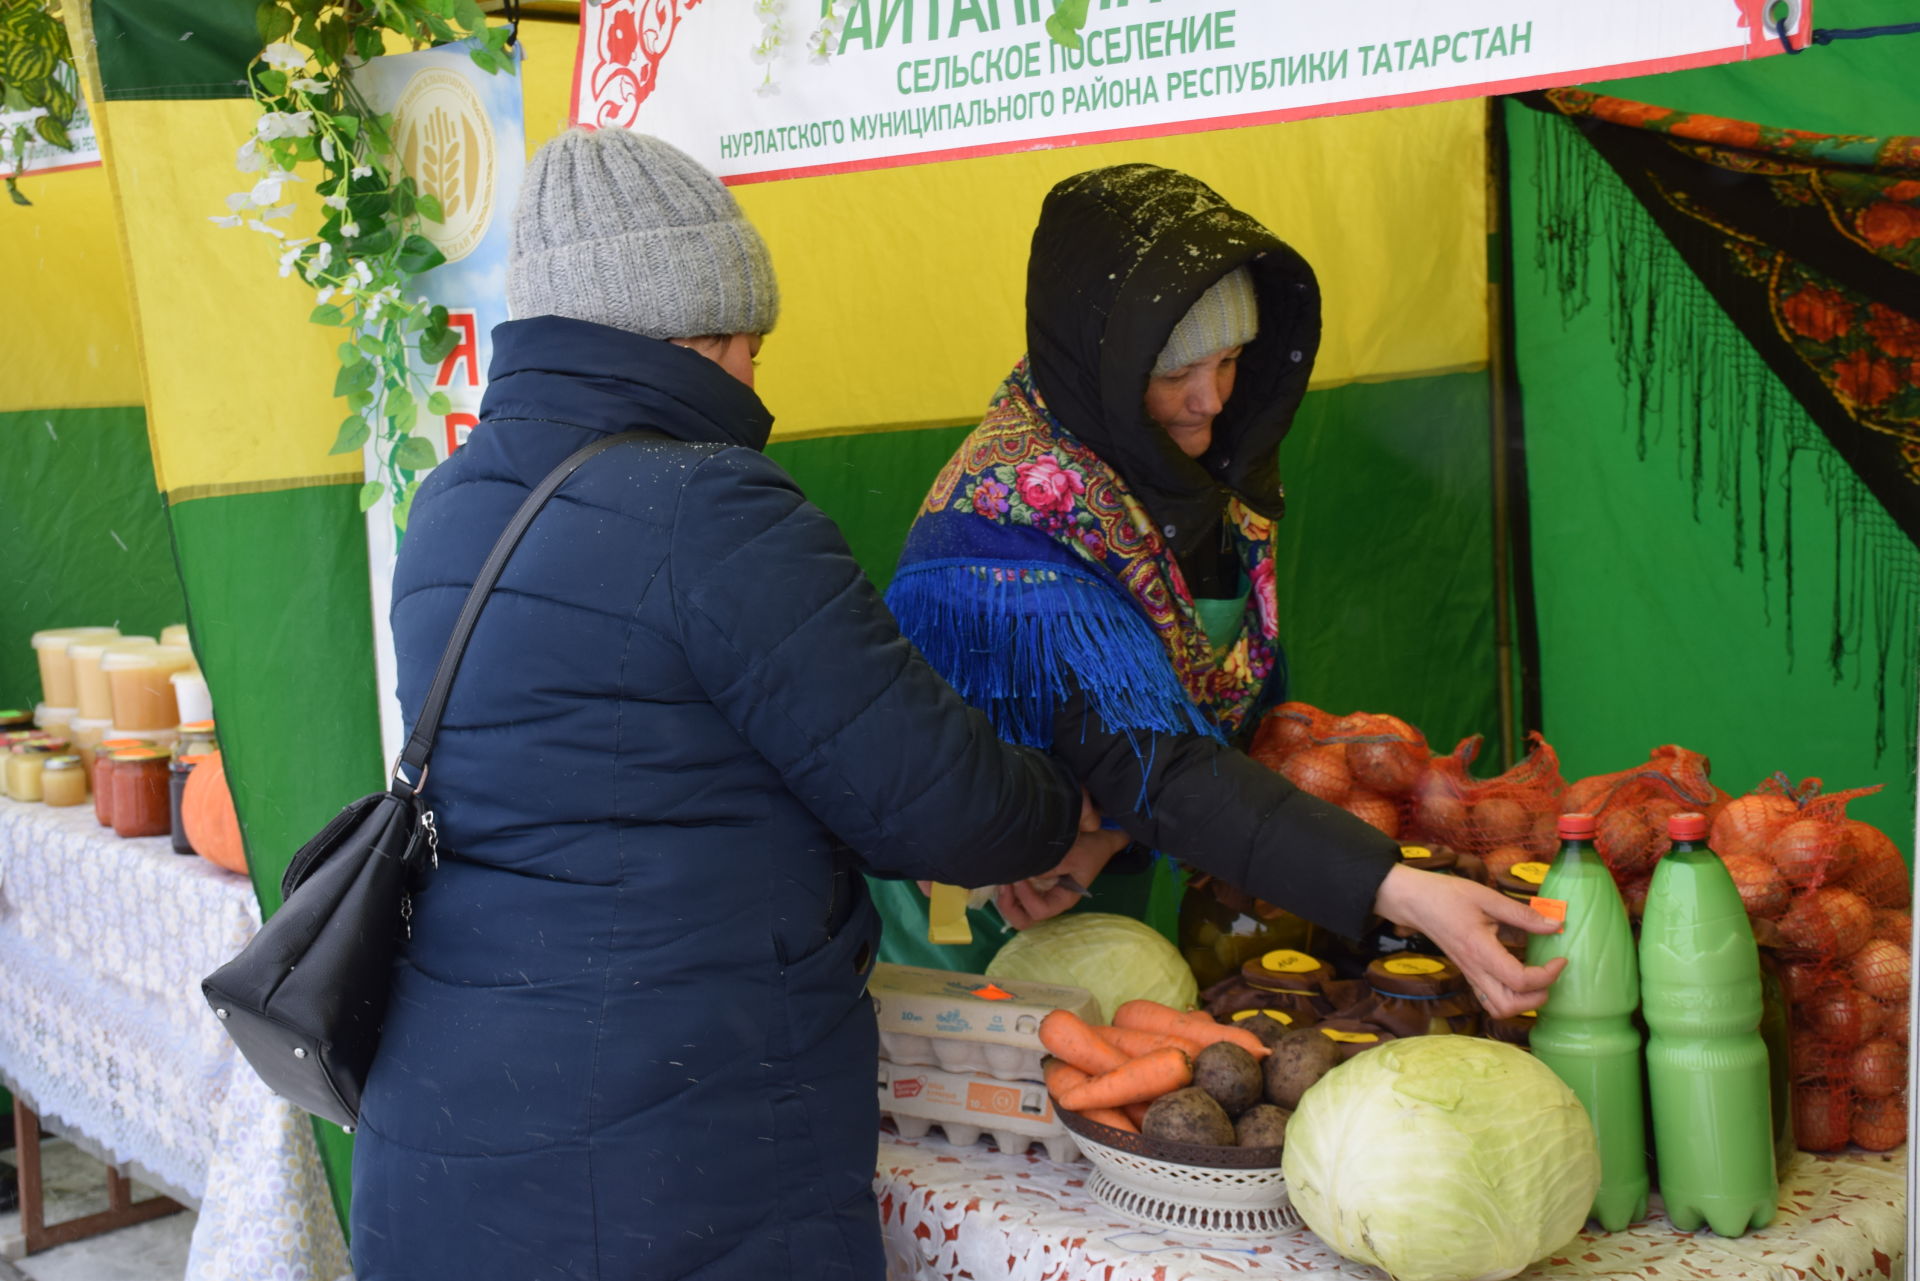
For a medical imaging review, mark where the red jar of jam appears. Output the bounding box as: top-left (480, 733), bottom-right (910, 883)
top-left (110, 747), bottom-right (172, 839)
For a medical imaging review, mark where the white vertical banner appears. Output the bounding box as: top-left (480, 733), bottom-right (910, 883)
top-left (354, 40), bottom-right (527, 765)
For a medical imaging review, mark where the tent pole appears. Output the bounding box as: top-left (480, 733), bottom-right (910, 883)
top-left (1485, 97), bottom-right (1544, 768)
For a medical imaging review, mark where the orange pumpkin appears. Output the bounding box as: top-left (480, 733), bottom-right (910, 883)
top-left (182, 750), bottom-right (247, 874)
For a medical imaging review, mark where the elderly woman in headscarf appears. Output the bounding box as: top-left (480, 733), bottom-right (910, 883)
top-left (881, 164), bottom-right (1560, 1015)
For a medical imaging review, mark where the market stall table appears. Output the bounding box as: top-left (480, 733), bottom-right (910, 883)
top-left (877, 1131), bottom-right (1907, 1281)
top-left (0, 796), bottom-right (348, 1279)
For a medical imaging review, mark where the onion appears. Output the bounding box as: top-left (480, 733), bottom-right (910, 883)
top-left (1253, 703), bottom-right (1321, 760)
top-left (1722, 854), bottom-right (1790, 920)
top-left (1840, 821), bottom-right (1912, 910)
top-left (1709, 793), bottom-right (1797, 864)
top-left (1348, 736), bottom-right (1427, 797)
top-left (1852, 1095), bottom-right (1908, 1152)
top-left (1850, 938), bottom-right (1911, 1002)
top-left (1807, 980), bottom-right (1883, 1046)
top-left (1878, 995), bottom-right (1910, 1044)
top-left (1850, 1039), bottom-right (1906, 1100)
top-left (1559, 775), bottom-right (1615, 816)
top-left (1470, 797), bottom-right (1532, 848)
top-left (1620, 876), bottom-right (1651, 921)
top-left (1792, 1085), bottom-right (1853, 1152)
top-left (1790, 1025), bottom-right (1847, 1079)
top-left (1779, 887), bottom-right (1875, 959)
top-left (1777, 959), bottom-right (1830, 1008)
top-left (1595, 807), bottom-right (1658, 880)
top-left (1873, 909), bottom-right (1912, 945)
top-left (1343, 788), bottom-right (1401, 838)
top-left (1483, 845), bottom-right (1531, 881)
top-left (1280, 744), bottom-right (1352, 805)
top-left (1523, 809), bottom-right (1559, 858)
top-left (1771, 818), bottom-right (1845, 890)
top-left (1411, 772), bottom-right (1469, 846)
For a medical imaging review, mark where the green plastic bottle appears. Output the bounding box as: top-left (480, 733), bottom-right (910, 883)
top-left (1527, 812), bottom-right (1649, 1232)
top-left (1640, 811), bottom-right (1778, 1236)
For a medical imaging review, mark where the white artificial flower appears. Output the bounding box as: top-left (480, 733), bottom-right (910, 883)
top-left (350, 164), bottom-right (373, 179)
top-left (254, 110), bottom-right (314, 141)
top-left (755, 77), bottom-right (780, 97)
top-left (246, 218), bottom-right (287, 238)
top-left (341, 220), bottom-right (360, 238)
top-left (249, 170), bottom-right (303, 204)
top-left (260, 41), bottom-right (307, 71)
top-left (208, 214), bottom-right (243, 228)
top-left (352, 260), bottom-right (374, 287)
top-left (315, 285), bottom-right (336, 305)
top-left (318, 134), bottom-right (336, 162)
top-left (277, 239), bottom-right (310, 276)
top-left (312, 241), bottom-right (334, 271)
top-left (225, 190), bottom-right (254, 212)
top-left (259, 202), bottom-right (297, 222)
top-left (291, 76), bottom-right (330, 94)
top-left (323, 193), bottom-right (348, 210)
top-left (236, 138), bottom-right (266, 172)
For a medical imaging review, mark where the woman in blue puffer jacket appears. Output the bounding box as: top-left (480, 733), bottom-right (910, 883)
top-left (350, 129), bottom-right (1109, 1281)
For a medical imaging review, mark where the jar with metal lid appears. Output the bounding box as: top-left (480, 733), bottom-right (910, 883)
top-left (170, 754), bottom-right (206, 855)
top-left (40, 755), bottom-right (87, 808)
top-left (1358, 955), bottom-right (1482, 1038)
top-left (1493, 861), bottom-right (1552, 957)
top-left (1315, 1020), bottom-right (1395, 1062)
top-left (0, 708), bottom-right (32, 732)
top-left (6, 744), bottom-right (54, 802)
top-left (110, 747), bottom-right (172, 838)
top-left (1239, 949), bottom-right (1338, 1021)
top-left (175, 720), bottom-right (217, 762)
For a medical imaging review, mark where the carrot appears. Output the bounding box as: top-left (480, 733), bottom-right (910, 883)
top-left (1042, 1056), bottom-right (1091, 1103)
top-left (1122, 1101), bottom-right (1151, 1128)
top-left (1059, 1047), bottom-right (1193, 1112)
top-left (1039, 1009), bottom-right (1130, 1076)
top-left (1093, 1024), bottom-right (1205, 1059)
top-left (1115, 999), bottom-right (1270, 1058)
top-left (1082, 1107), bottom-right (1139, 1134)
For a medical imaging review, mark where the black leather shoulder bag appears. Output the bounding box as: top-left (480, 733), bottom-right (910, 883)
top-left (202, 429), bottom-right (656, 1130)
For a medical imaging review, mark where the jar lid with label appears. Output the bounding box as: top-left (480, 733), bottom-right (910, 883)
top-left (1365, 954), bottom-right (1467, 998)
top-left (1495, 861), bottom-right (1551, 901)
top-left (1397, 844), bottom-right (1459, 873)
top-left (1315, 1019), bottom-right (1394, 1060)
top-left (110, 746), bottom-right (172, 764)
top-left (1240, 949), bottom-right (1334, 993)
top-left (42, 754), bottom-right (82, 772)
top-left (0, 709), bottom-right (32, 731)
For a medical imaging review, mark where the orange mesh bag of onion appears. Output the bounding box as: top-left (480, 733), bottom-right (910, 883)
top-left (1718, 776), bottom-right (1911, 1153)
top-left (1247, 703), bottom-right (1431, 842)
top-left (1405, 732), bottom-right (1566, 872)
top-left (1560, 745), bottom-right (1731, 914)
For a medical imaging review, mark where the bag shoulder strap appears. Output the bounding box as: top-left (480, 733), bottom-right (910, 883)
top-left (391, 429), bottom-right (659, 795)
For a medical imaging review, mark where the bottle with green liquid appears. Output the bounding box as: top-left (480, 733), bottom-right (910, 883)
top-left (1526, 812), bottom-right (1649, 1232)
top-left (1640, 811), bottom-right (1777, 1236)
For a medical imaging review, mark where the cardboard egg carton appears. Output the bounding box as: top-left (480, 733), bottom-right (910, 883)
top-left (869, 962), bottom-right (1100, 1083)
top-left (877, 1059), bottom-right (1081, 1164)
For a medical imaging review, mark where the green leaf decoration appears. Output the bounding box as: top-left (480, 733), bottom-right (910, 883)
top-left (256, 2), bottom-right (294, 43)
top-left (0, 35), bottom-right (56, 82)
top-left (310, 303), bottom-right (346, 326)
top-left (418, 327), bottom-right (460, 366)
top-left (392, 435), bottom-right (438, 472)
top-left (348, 389), bottom-right (375, 413)
top-left (32, 112), bottom-right (67, 150)
top-left (394, 485), bottom-right (415, 533)
top-left (338, 341), bottom-right (363, 366)
top-left (415, 191), bottom-right (444, 223)
top-left (453, 0), bottom-right (487, 30)
top-left (426, 391), bottom-right (452, 416)
top-left (396, 233), bottom-right (446, 276)
top-left (358, 480), bottom-right (387, 512)
top-left (330, 415), bottom-right (371, 455)
top-left (469, 46), bottom-right (501, 75)
top-left (256, 67), bottom-right (288, 96)
top-left (1044, 0), bottom-right (1088, 49)
top-left (333, 359), bottom-right (377, 397)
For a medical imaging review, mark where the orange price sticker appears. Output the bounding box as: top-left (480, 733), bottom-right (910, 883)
top-left (1531, 896), bottom-right (1568, 927)
top-left (970, 983), bottom-right (1016, 1001)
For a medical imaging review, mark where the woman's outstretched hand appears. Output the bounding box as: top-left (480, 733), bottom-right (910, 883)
top-left (996, 789), bottom-right (1128, 929)
top-left (1371, 863), bottom-right (1567, 1018)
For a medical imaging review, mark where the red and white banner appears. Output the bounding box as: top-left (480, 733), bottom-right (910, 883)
top-left (573, 0), bottom-right (1810, 184)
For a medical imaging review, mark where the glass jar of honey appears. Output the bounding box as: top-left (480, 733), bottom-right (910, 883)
top-left (0, 708), bottom-right (33, 732)
top-left (40, 755), bottom-right (87, 808)
top-left (110, 747), bottom-right (172, 839)
top-left (6, 744), bottom-right (54, 802)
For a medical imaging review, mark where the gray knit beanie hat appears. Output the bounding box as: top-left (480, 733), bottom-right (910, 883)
top-left (508, 128), bottom-right (779, 339)
top-left (1153, 266), bottom-right (1259, 375)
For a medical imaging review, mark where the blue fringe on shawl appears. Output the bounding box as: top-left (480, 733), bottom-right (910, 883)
top-left (885, 553), bottom-right (1221, 755)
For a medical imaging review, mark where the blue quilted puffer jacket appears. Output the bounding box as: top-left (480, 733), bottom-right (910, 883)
top-left (350, 316), bottom-right (1079, 1281)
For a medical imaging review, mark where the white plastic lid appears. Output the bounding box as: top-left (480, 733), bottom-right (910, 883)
top-left (71, 636), bottom-right (157, 661)
top-left (31, 627), bottom-right (120, 650)
top-left (170, 666), bottom-right (206, 686)
top-left (33, 704), bottom-right (76, 718)
top-left (70, 716), bottom-right (116, 730)
top-left (101, 644), bottom-right (193, 671)
top-left (160, 624), bottom-right (190, 648)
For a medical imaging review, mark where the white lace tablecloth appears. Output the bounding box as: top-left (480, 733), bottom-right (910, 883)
top-left (0, 797), bottom-right (349, 1280)
top-left (878, 1131), bottom-right (1907, 1280)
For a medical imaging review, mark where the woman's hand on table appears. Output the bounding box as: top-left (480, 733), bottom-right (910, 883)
top-left (1371, 864), bottom-right (1566, 1018)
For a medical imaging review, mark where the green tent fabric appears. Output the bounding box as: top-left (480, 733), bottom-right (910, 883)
top-left (1507, 12), bottom-right (1920, 848)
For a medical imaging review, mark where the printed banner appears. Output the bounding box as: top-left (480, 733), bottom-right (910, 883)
top-left (355, 40), bottom-right (527, 762)
top-left (575, 0), bottom-right (1810, 183)
top-left (0, 62), bottom-right (101, 178)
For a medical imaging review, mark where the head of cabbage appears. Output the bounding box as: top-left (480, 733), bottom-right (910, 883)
top-left (985, 912), bottom-right (1197, 1022)
top-left (1282, 1037), bottom-right (1598, 1281)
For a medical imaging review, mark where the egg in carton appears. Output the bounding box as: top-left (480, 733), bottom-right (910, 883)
top-left (878, 1060), bottom-right (1081, 1164)
top-left (869, 962), bottom-right (1101, 1084)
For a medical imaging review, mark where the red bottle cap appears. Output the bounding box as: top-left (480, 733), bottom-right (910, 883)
top-left (1668, 812), bottom-right (1710, 842)
top-left (1557, 813), bottom-right (1597, 841)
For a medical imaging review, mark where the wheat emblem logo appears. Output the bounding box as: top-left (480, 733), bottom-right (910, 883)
top-left (395, 69), bottom-right (495, 265)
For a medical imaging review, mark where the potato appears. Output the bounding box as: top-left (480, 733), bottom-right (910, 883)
top-left (1191, 1042), bottom-right (1263, 1117)
top-left (1235, 1103), bottom-right (1291, 1149)
top-left (1142, 1086), bottom-right (1237, 1147)
top-left (1264, 1027), bottom-right (1341, 1109)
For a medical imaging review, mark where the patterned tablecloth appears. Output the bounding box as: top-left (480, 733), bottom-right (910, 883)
top-left (878, 1131), bottom-right (1907, 1281)
top-left (0, 796), bottom-right (349, 1281)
